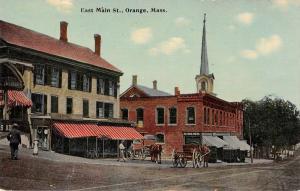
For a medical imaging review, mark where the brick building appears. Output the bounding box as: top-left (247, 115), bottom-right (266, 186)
top-left (0, 20), bottom-right (142, 152)
top-left (120, 15), bottom-right (247, 155)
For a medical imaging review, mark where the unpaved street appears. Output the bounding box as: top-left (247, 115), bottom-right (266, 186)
top-left (0, 147), bottom-right (299, 191)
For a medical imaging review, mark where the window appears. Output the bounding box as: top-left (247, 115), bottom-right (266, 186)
top-left (69, 71), bottom-right (77, 90)
top-left (96, 102), bottom-right (104, 118)
top-left (109, 80), bottom-right (114, 96)
top-left (83, 99), bottom-right (89, 117)
top-left (83, 74), bottom-right (90, 92)
top-left (66, 97), bottom-right (73, 114)
top-left (51, 96), bottom-right (58, 113)
top-left (76, 73), bottom-right (83, 91)
top-left (156, 107), bottom-right (165, 124)
top-left (212, 109), bottom-right (214, 125)
top-left (32, 93), bottom-right (47, 114)
top-left (220, 111), bottom-right (223, 126)
top-left (215, 110), bottom-right (218, 126)
top-left (35, 65), bottom-right (45, 85)
top-left (156, 134), bottom-right (164, 143)
top-left (51, 67), bottom-right (59, 87)
top-left (169, 107), bottom-right (177, 124)
top-left (97, 78), bottom-right (105, 94)
top-left (207, 108), bottom-right (210, 125)
top-left (204, 108), bottom-right (207, 124)
top-left (201, 81), bottom-right (206, 91)
top-left (136, 108), bottom-right (144, 123)
top-left (121, 108), bottom-right (128, 120)
top-left (104, 103), bottom-right (114, 118)
top-left (186, 107), bottom-right (195, 124)
top-left (184, 135), bottom-right (201, 144)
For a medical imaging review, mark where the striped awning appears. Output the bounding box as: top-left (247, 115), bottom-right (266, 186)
top-left (53, 122), bottom-right (144, 140)
top-left (0, 90), bottom-right (32, 108)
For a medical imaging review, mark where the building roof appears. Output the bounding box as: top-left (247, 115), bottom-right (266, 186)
top-left (0, 20), bottom-right (122, 74)
top-left (136, 85), bottom-right (171, 97)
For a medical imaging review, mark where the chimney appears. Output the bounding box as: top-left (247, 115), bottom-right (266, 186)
top-left (94, 34), bottom-right (101, 56)
top-left (60, 21), bottom-right (68, 42)
top-left (175, 87), bottom-right (180, 96)
top-left (153, 80), bottom-right (157, 90)
top-left (132, 75), bottom-right (137, 86)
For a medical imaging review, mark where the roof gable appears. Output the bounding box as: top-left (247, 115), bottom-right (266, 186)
top-left (0, 20), bottom-right (122, 74)
top-left (121, 85), bottom-right (171, 98)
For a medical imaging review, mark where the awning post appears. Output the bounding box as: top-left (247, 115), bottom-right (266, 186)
top-left (102, 139), bottom-right (104, 158)
top-left (95, 137), bottom-right (98, 158)
top-left (68, 139), bottom-right (70, 155)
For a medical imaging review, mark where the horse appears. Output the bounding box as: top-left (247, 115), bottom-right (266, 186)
top-left (149, 144), bottom-right (163, 164)
top-left (200, 144), bottom-right (210, 167)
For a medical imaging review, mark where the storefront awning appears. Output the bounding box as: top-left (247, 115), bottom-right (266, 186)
top-left (223, 136), bottom-right (250, 151)
top-left (53, 122), bottom-right (144, 140)
top-left (202, 136), bottom-right (228, 148)
top-left (0, 90), bottom-right (32, 108)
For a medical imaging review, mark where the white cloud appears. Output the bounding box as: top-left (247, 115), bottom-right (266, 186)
top-left (240, 34), bottom-right (282, 59)
top-left (149, 37), bottom-right (188, 56)
top-left (273, 0), bottom-right (300, 9)
top-left (256, 35), bottom-right (282, 55)
top-left (240, 50), bottom-right (258, 59)
top-left (46, 0), bottom-right (73, 13)
top-left (131, 27), bottom-right (152, 44)
top-left (175, 17), bottom-right (190, 27)
top-left (236, 12), bottom-right (254, 25)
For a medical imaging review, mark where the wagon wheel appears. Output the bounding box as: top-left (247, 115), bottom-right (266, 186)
top-left (172, 149), bottom-right (179, 168)
top-left (192, 149), bottom-right (198, 168)
top-left (129, 151), bottom-right (135, 160)
top-left (179, 154), bottom-right (187, 168)
top-left (140, 149), bottom-right (147, 160)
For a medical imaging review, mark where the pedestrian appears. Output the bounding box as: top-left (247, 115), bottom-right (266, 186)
top-left (7, 123), bottom-right (22, 160)
top-left (202, 144), bottom-right (210, 168)
top-left (119, 141), bottom-right (126, 162)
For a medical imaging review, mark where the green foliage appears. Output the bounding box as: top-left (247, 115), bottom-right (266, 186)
top-left (242, 96), bottom-right (300, 148)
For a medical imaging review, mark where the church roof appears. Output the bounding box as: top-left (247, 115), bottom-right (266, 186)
top-left (200, 14), bottom-right (209, 75)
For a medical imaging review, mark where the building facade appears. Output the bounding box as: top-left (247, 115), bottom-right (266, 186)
top-left (120, 15), bottom-right (245, 155)
top-left (0, 20), bottom-right (122, 150)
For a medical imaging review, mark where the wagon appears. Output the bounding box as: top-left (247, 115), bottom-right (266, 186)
top-left (128, 135), bottom-right (157, 160)
top-left (171, 144), bottom-right (209, 168)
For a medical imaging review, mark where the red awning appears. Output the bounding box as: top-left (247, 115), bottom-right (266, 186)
top-left (0, 90), bottom-right (32, 108)
top-left (53, 122), bottom-right (144, 140)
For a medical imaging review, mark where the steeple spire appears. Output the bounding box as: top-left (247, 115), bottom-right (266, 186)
top-left (200, 13), bottom-right (209, 75)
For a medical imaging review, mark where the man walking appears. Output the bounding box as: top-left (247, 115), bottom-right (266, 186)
top-left (119, 141), bottom-right (126, 162)
top-left (7, 123), bottom-right (21, 160)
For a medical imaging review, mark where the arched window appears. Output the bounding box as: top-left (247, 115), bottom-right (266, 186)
top-left (136, 108), bottom-right (144, 123)
top-left (121, 108), bottom-right (128, 120)
top-left (156, 134), bottom-right (164, 143)
top-left (201, 81), bottom-right (207, 91)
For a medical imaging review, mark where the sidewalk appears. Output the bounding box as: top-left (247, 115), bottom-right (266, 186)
top-left (0, 142), bottom-right (273, 168)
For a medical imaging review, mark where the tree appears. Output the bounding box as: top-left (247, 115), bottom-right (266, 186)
top-left (243, 96), bottom-right (300, 151)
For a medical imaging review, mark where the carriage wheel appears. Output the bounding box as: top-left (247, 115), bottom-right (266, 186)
top-left (172, 149), bottom-right (179, 168)
top-left (140, 150), bottom-right (147, 160)
top-left (179, 155), bottom-right (187, 168)
top-left (192, 149), bottom-right (197, 168)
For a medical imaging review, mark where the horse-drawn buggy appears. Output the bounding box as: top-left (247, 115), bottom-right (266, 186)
top-left (172, 144), bottom-right (210, 168)
top-left (128, 135), bottom-right (163, 163)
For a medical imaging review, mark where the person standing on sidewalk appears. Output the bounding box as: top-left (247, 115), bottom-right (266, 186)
top-left (119, 141), bottom-right (126, 162)
top-left (7, 123), bottom-right (21, 160)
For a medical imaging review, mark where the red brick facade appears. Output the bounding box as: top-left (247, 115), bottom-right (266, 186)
top-left (120, 88), bottom-right (243, 155)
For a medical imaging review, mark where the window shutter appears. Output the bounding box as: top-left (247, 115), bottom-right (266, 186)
top-left (68, 71), bottom-right (71, 89)
top-left (104, 79), bottom-right (109, 95)
top-left (114, 82), bottom-right (118, 98)
top-left (43, 94), bottom-right (47, 114)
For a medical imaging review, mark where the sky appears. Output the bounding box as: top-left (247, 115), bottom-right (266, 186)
top-left (1, 0), bottom-right (300, 109)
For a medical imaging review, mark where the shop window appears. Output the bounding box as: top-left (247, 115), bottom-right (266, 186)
top-left (83, 99), bottom-right (89, 117)
top-left (186, 107), bottom-right (195, 124)
top-left (156, 134), bottom-right (164, 143)
top-left (169, 107), bottom-right (177, 124)
top-left (184, 135), bottom-right (201, 145)
top-left (66, 97), bottom-right (73, 114)
top-left (51, 95), bottom-right (58, 113)
top-left (156, 107), bottom-right (164, 124)
top-left (121, 108), bottom-right (128, 120)
top-left (32, 93), bottom-right (47, 114)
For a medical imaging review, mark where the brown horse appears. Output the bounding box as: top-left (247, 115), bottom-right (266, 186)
top-left (150, 144), bottom-right (163, 164)
top-left (200, 144), bottom-right (210, 167)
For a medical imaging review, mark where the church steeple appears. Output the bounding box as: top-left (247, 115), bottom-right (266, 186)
top-left (195, 13), bottom-right (215, 95)
top-left (200, 13), bottom-right (209, 75)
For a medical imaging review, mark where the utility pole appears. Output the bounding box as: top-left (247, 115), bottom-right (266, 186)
top-left (248, 120), bottom-right (253, 163)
